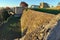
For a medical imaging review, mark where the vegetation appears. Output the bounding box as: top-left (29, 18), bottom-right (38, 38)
top-left (21, 9), bottom-right (55, 36)
top-left (0, 8), bottom-right (21, 40)
top-left (0, 8), bottom-right (10, 24)
top-left (30, 8), bottom-right (60, 15)
top-left (0, 15), bottom-right (21, 40)
top-left (0, 7), bottom-right (60, 40)
top-left (20, 9), bottom-right (60, 40)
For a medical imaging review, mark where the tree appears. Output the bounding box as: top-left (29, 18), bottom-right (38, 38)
top-left (20, 2), bottom-right (28, 8)
top-left (1, 8), bottom-right (10, 20)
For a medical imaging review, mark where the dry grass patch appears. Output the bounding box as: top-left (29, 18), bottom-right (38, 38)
top-left (21, 9), bottom-right (55, 36)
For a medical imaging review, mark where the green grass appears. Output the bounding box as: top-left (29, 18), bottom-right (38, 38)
top-left (0, 15), bottom-right (21, 40)
top-left (30, 8), bottom-right (60, 15)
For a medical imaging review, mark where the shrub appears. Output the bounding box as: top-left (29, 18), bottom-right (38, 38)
top-left (31, 8), bottom-right (60, 15)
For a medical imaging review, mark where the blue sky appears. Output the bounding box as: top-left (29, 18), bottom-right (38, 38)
top-left (0, 0), bottom-right (60, 7)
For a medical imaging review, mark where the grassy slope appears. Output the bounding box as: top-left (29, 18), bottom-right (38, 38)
top-left (21, 9), bottom-right (55, 35)
top-left (23, 14), bottom-right (60, 40)
top-left (21, 9), bottom-right (60, 40)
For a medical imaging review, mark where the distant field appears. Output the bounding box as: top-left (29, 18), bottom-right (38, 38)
top-left (47, 7), bottom-right (60, 10)
top-left (30, 8), bottom-right (60, 15)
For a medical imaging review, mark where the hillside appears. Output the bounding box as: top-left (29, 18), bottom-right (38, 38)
top-left (0, 9), bottom-right (60, 40)
top-left (21, 9), bottom-right (55, 34)
top-left (20, 9), bottom-right (58, 40)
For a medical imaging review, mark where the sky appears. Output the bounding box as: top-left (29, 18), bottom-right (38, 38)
top-left (0, 0), bottom-right (60, 7)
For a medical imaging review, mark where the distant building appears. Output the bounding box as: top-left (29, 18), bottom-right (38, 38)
top-left (12, 7), bottom-right (24, 17)
top-left (13, 2), bottom-right (28, 17)
top-left (56, 2), bottom-right (60, 8)
top-left (56, 6), bottom-right (60, 8)
top-left (20, 2), bottom-right (28, 8)
top-left (31, 5), bottom-right (39, 8)
top-left (56, 6), bottom-right (60, 10)
top-left (57, 2), bottom-right (60, 6)
top-left (40, 2), bottom-right (50, 8)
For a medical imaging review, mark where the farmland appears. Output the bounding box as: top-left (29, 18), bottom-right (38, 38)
top-left (30, 8), bottom-right (60, 14)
